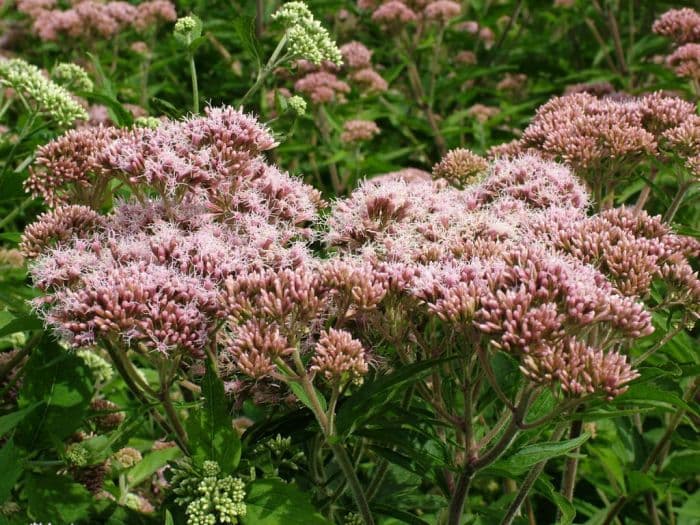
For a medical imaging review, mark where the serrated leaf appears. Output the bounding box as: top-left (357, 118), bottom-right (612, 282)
top-left (26, 473), bottom-right (93, 523)
top-left (186, 359), bottom-right (241, 472)
top-left (490, 433), bottom-right (591, 475)
top-left (0, 314), bottom-right (42, 337)
top-left (16, 338), bottom-right (94, 448)
top-left (0, 402), bottom-right (40, 437)
top-left (0, 439), bottom-right (23, 503)
top-left (232, 15), bottom-right (261, 70)
top-left (127, 445), bottom-right (181, 487)
top-left (534, 477), bottom-right (575, 525)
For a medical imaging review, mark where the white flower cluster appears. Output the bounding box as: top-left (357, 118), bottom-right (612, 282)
top-left (0, 58), bottom-right (88, 127)
top-left (174, 15), bottom-right (202, 45)
top-left (287, 95), bottom-right (307, 115)
top-left (273, 2), bottom-right (342, 65)
top-left (174, 461), bottom-right (246, 525)
top-left (51, 63), bottom-right (94, 93)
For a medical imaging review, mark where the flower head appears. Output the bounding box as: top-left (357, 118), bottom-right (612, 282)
top-left (652, 8), bottom-right (700, 45)
top-left (340, 119), bottom-right (380, 143)
top-left (273, 2), bottom-right (342, 65)
top-left (0, 58), bottom-right (88, 127)
top-left (432, 148), bottom-right (488, 188)
top-left (51, 62), bottom-right (93, 93)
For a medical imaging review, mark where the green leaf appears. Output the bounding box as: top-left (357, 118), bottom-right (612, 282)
top-left (664, 451), bottom-right (700, 477)
top-left (0, 402), bottom-right (40, 437)
top-left (288, 381), bottom-right (327, 413)
top-left (84, 92), bottom-right (134, 127)
top-left (127, 445), bottom-right (181, 487)
top-left (490, 433), bottom-right (591, 475)
top-left (165, 509), bottom-right (175, 525)
top-left (614, 384), bottom-right (698, 417)
top-left (0, 314), bottom-right (43, 337)
top-left (534, 477), bottom-right (575, 525)
top-left (241, 479), bottom-right (331, 525)
top-left (16, 338), bottom-right (94, 448)
top-left (0, 232), bottom-right (21, 244)
top-left (26, 473), bottom-right (93, 523)
top-left (186, 359), bottom-right (241, 472)
top-left (0, 439), bottom-right (24, 503)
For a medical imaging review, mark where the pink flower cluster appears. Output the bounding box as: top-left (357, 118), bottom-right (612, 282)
top-left (17, 0), bottom-right (176, 41)
top-left (23, 107), bottom-right (700, 401)
top-left (324, 154), bottom-right (699, 398)
top-left (652, 8), bottom-right (700, 45)
top-left (667, 43), bottom-right (700, 83)
top-left (364, 0), bottom-right (461, 28)
top-left (653, 8), bottom-right (700, 85)
top-left (24, 107), bottom-right (322, 356)
top-left (499, 92), bottom-right (699, 183)
top-left (340, 119), bottom-right (380, 143)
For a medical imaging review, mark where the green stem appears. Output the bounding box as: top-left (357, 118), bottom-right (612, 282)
top-left (188, 50), bottom-right (199, 114)
top-left (663, 181), bottom-right (693, 223)
top-left (329, 442), bottom-right (375, 525)
top-left (500, 424), bottom-right (568, 525)
top-left (560, 417), bottom-right (584, 503)
top-left (447, 470), bottom-right (474, 525)
top-left (239, 34), bottom-right (288, 107)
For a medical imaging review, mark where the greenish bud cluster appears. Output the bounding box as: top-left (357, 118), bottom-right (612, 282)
top-left (173, 462), bottom-right (246, 525)
top-left (113, 447), bottom-right (143, 469)
top-left (134, 116), bottom-right (161, 128)
top-left (76, 349), bottom-right (114, 384)
top-left (344, 512), bottom-right (364, 525)
top-left (273, 2), bottom-right (342, 65)
top-left (174, 15), bottom-right (203, 45)
top-left (0, 58), bottom-right (88, 127)
top-left (65, 444), bottom-right (90, 467)
top-left (51, 63), bottom-right (94, 93)
top-left (287, 95), bottom-right (307, 116)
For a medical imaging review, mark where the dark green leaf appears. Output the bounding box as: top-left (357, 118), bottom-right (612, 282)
top-left (241, 479), bottom-right (331, 525)
top-left (186, 359), bottom-right (241, 472)
top-left (26, 473), bottom-right (93, 523)
top-left (0, 314), bottom-right (43, 337)
top-left (128, 446), bottom-right (181, 487)
top-left (16, 338), bottom-right (94, 448)
top-left (0, 440), bottom-right (23, 503)
top-left (489, 433), bottom-right (591, 475)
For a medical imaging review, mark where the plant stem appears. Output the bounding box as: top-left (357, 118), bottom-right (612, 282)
top-left (500, 424), bottom-right (568, 525)
top-left (160, 385), bottom-right (189, 453)
top-left (662, 181), bottom-right (693, 223)
top-left (560, 417), bottom-right (583, 503)
top-left (634, 166), bottom-right (657, 214)
top-left (329, 442), bottom-right (375, 525)
top-left (447, 470), bottom-right (474, 525)
top-left (188, 51), bottom-right (199, 114)
top-left (239, 34), bottom-right (288, 107)
top-left (403, 53), bottom-right (447, 156)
